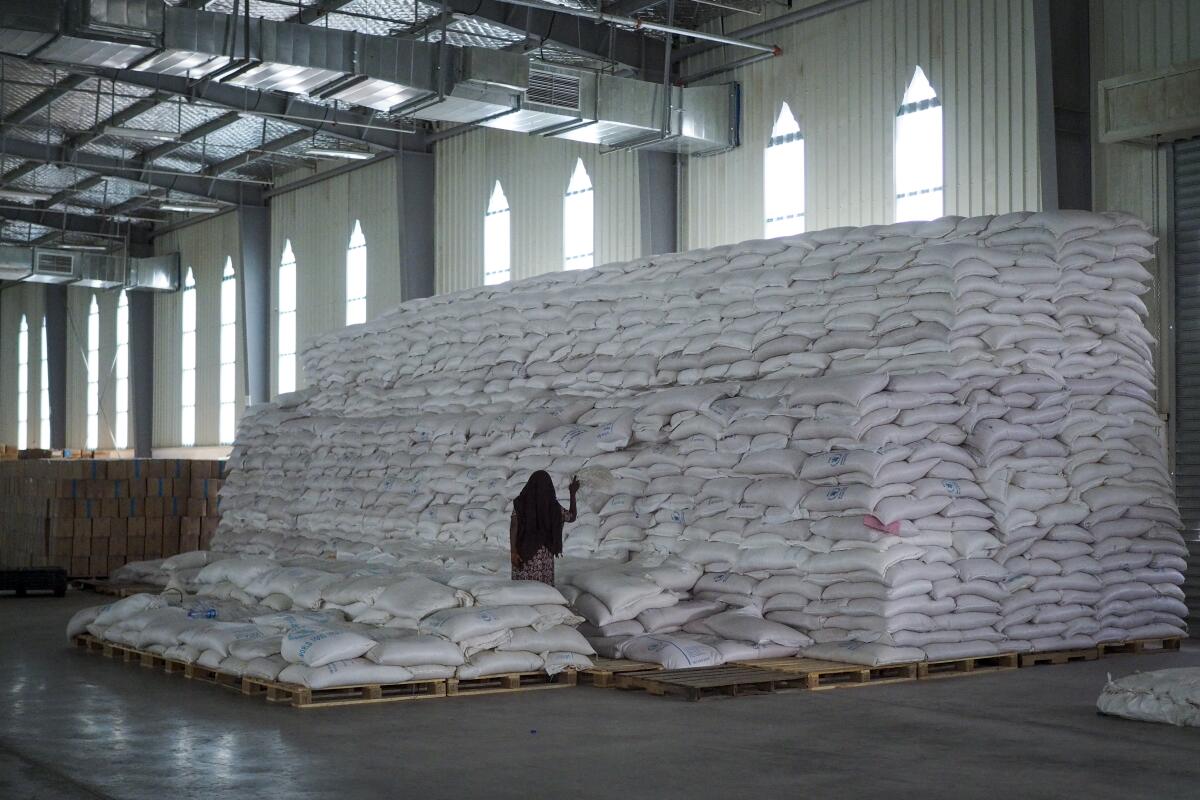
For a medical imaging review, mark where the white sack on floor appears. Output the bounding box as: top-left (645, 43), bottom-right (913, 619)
top-left (1097, 668), bottom-right (1200, 727)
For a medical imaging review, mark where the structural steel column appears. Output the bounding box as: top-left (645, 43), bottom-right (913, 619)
top-left (399, 152), bottom-right (436, 302)
top-left (238, 206), bottom-right (272, 406)
top-left (128, 291), bottom-right (154, 458)
top-left (43, 285), bottom-right (68, 450)
top-left (638, 151), bottom-right (678, 257)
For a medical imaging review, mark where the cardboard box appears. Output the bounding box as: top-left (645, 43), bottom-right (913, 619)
top-left (187, 498), bottom-right (207, 518)
top-left (144, 497), bottom-right (163, 518)
top-left (127, 517), bottom-right (145, 537)
top-left (126, 536), bottom-right (145, 560)
top-left (100, 498), bottom-right (118, 518)
top-left (92, 517), bottom-right (112, 538)
top-left (71, 557), bottom-right (91, 577)
top-left (108, 532), bottom-right (126, 557)
top-left (51, 537), bottom-right (73, 557)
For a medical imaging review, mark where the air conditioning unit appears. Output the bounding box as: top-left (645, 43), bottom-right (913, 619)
top-left (482, 62), bottom-right (597, 136)
top-left (26, 248), bottom-right (78, 284)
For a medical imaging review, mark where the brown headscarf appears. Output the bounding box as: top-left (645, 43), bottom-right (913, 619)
top-left (513, 470), bottom-right (564, 561)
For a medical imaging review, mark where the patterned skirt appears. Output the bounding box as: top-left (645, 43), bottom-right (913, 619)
top-left (512, 546), bottom-right (555, 585)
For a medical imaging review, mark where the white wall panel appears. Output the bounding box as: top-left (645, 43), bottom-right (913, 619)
top-left (270, 157), bottom-right (404, 394)
top-left (0, 283), bottom-right (45, 448)
top-left (681, 0), bottom-right (1043, 249)
top-left (434, 128), bottom-right (641, 293)
top-left (1091, 0), bottom-right (1200, 414)
top-left (65, 285), bottom-right (97, 450)
top-left (154, 212), bottom-right (242, 448)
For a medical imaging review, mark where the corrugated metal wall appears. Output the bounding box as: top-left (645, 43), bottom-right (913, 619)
top-left (270, 156), bottom-right (405, 394)
top-left (434, 128), bottom-right (641, 294)
top-left (1091, 0), bottom-right (1200, 417)
top-left (154, 212), bottom-right (242, 448)
top-left (0, 283), bottom-right (46, 447)
top-left (681, 0), bottom-right (1043, 249)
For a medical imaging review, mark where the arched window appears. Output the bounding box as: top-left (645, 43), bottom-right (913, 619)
top-left (86, 295), bottom-right (99, 450)
top-left (17, 315), bottom-right (28, 448)
top-left (278, 241), bottom-right (297, 394)
top-left (115, 290), bottom-right (129, 449)
top-left (220, 258), bottom-right (237, 444)
top-left (346, 221), bottom-right (368, 325)
top-left (894, 66), bottom-right (943, 222)
top-left (39, 318), bottom-right (49, 448)
top-left (181, 268), bottom-right (196, 447)
top-left (484, 181), bottom-right (511, 286)
top-left (563, 159), bottom-right (594, 270)
top-left (764, 102), bottom-right (806, 237)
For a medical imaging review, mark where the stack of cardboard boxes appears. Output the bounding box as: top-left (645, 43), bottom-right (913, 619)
top-left (0, 459), bottom-right (224, 577)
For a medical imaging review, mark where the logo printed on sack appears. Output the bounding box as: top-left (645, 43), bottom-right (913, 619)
top-left (827, 452), bottom-right (846, 467)
top-left (826, 486), bottom-right (846, 501)
top-left (942, 480), bottom-right (960, 495)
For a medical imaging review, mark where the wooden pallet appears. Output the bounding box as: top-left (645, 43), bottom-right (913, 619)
top-left (1098, 637), bottom-right (1184, 656)
top-left (734, 657), bottom-right (918, 689)
top-left (446, 669), bottom-right (577, 697)
top-left (73, 634), bottom-right (105, 653)
top-left (916, 653), bottom-right (1019, 679)
top-left (70, 579), bottom-right (161, 598)
top-left (624, 666), bottom-right (810, 701)
top-left (582, 658), bottom-right (663, 688)
top-left (1019, 647), bottom-right (1100, 667)
top-left (184, 663), bottom-right (246, 690)
top-left (241, 676), bottom-right (447, 708)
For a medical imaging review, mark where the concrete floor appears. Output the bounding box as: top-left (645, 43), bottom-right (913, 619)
top-left (2, 593), bottom-right (1198, 800)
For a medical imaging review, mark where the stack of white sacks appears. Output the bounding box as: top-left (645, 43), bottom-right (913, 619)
top-left (68, 211), bottom-right (1187, 674)
top-left (68, 551), bottom-right (595, 687)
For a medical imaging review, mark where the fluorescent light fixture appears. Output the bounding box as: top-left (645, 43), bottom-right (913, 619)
top-left (305, 148), bottom-right (374, 160)
top-left (159, 202), bottom-right (222, 214)
top-left (58, 244), bottom-right (109, 251)
top-left (0, 188), bottom-right (52, 202)
top-left (104, 126), bottom-right (181, 143)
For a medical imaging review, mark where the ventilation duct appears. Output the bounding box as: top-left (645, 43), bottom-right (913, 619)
top-left (2, 0), bottom-right (739, 155)
top-left (126, 252), bottom-right (178, 291)
top-left (72, 251), bottom-right (126, 289)
top-left (0, 246), bottom-right (33, 281)
top-left (0, 243), bottom-right (178, 290)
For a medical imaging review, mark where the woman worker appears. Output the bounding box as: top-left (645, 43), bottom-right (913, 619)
top-left (510, 470), bottom-right (579, 585)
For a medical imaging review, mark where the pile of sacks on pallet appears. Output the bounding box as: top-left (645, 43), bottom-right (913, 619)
top-left (68, 551), bottom-right (595, 688)
top-left (74, 211), bottom-right (1186, 672)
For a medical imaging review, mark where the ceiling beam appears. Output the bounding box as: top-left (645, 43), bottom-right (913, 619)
top-left (605, 0), bottom-right (665, 16)
top-left (1, 74), bottom-right (90, 128)
top-left (290, 0), bottom-right (357, 26)
top-left (87, 67), bottom-right (424, 153)
top-left (0, 135), bottom-right (262, 205)
top-left (104, 192), bottom-right (165, 218)
top-left (0, 204), bottom-right (151, 238)
top-left (67, 94), bottom-right (169, 151)
top-left (202, 129), bottom-right (311, 177)
top-left (0, 161), bottom-right (39, 186)
top-left (294, 0), bottom-right (658, 75)
top-left (441, 0), bottom-right (659, 74)
top-left (44, 174), bottom-right (104, 208)
top-left (142, 110), bottom-right (242, 162)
